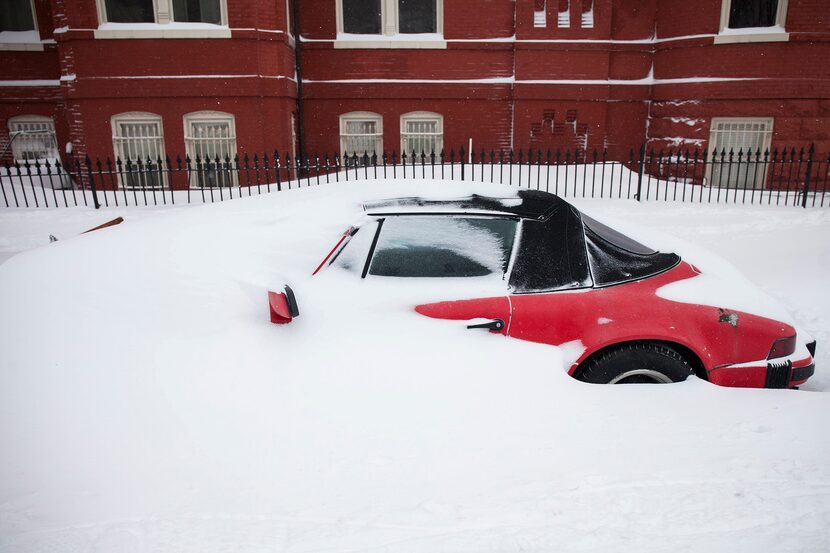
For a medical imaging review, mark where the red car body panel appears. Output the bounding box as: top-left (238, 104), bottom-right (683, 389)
top-left (416, 262), bottom-right (812, 388)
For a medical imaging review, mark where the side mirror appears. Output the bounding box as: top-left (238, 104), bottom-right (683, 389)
top-left (268, 285), bottom-right (300, 324)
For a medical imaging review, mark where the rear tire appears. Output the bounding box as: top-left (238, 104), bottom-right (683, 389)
top-left (576, 343), bottom-right (693, 384)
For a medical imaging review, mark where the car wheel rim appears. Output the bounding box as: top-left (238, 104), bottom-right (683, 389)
top-left (608, 369), bottom-right (673, 384)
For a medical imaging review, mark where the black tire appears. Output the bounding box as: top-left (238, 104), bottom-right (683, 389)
top-left (576, 342), bottom-right (693, 384)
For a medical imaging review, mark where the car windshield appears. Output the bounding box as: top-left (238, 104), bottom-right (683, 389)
top-left (367, 215), bottom-right (518, 279)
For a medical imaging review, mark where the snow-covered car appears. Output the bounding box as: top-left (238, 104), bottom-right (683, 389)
top-left (274, 189), bottom-right (816, 388)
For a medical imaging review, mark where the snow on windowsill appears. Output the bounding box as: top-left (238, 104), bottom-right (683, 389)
top-left (714, 25), bottom-right (789, 44)
top-left (94, 22), bottom-right (232, 40)
top-left (334, 33), bottom-right (446, 49)
top-left (0, 30), bottom-right (47, 51)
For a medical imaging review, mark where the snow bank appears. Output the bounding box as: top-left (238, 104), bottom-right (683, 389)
top-left (1, 180), bottom-right (829, 552)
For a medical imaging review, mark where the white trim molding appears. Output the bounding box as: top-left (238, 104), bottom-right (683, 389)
top-left (339, 111), bottom-right (384, 156)
top-left (94, 0), bottom-right (231, 39)
top-left (335, 0), bottom-right (445, 49)
top-left (715, 0), bottom-right (789, 44)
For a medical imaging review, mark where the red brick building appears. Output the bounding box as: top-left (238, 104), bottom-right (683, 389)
top-left (1, 0), bottom-right (828, 187)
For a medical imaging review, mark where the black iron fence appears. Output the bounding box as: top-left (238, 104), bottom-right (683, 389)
top-left (2, 145), bottom-right (828, 209)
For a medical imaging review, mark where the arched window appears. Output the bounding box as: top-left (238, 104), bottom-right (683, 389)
top-left (183, 111), bottom-right (237, 188)
top-left (400, 111), bottom-right (443, 156)
top-left (339, 112), bottom-right (383, 157)
top-left (7, 115), bottom-right (58, 162)
top-left (111, 112), bottom-right (165, 189)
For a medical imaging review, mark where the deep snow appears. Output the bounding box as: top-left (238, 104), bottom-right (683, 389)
top-left (1, 180), bottom-right (829, 552)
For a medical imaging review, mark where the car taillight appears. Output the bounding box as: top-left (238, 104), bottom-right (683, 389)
top-left (768, 335), bottom-right (796, 360)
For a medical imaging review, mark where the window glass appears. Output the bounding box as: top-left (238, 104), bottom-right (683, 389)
top-left (0, 0), bottom-right (35, 31)
top-left (343, 0), bottom-right (382, 34)
top-left (9, 118), bottom-right (58, 162)
top-left (728, 0), bottom-right (778, 28)
top-left (585, 226), bottom-right (680, 287)
top-left (172, 0), bottom-right (222, 24)
top-left (580, 213), bottom-right (655, 255)
top-left (104, 0), bottom-right (155, 22)
top-left (398, 0), bottom-right (436, 33)
top-left (368, 216), bottom-right (517, 278)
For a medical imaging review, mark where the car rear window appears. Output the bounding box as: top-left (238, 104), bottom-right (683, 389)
top-left (367, 216), bottom-right (517, 278)
top-left (580, 213), bottom-right (680, 286)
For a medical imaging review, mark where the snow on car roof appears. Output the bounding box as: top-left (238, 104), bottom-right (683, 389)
top-left (363, 189), bottom-right (566, 220)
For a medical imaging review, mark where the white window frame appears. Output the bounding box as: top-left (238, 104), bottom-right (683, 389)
top-left (715, 0), bottom-right (789, 44)
top-left (94, 0), bottom-right (231, 39)
top-left (400, 111), bottom-right (443, 156)
top-left (0, 0), bottom-right (43, 51)
top-left (707, 117), bottom-right (774, 189)
top-left (183, 111), bottom-right (238, 188)
top-left (335, 0), bottom-right (445, 49)
top-left (111, 112), bottom-right (167, 189)
top-left (7, 115), bottom-right (59, 163)
top-left (339, 112), bottom-right (384, 158)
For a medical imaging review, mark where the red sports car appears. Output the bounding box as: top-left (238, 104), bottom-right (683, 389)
top-left (271, 190), bottom-right (816, 388)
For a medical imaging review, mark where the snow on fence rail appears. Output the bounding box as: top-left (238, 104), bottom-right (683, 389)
top-left (2, 146), bottom-right (829, 209)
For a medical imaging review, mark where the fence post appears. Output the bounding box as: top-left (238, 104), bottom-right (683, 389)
top-left (460, 146), bottom-right (466, 181)
top-left (85, 155), bottom-right (101, 209)
top-left (636, 144), bottom-right (646, 201)
top-left (802, 143), bottom-right (815, 208)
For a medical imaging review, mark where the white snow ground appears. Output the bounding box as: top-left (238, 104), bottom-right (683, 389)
top-left (1, 180), bottom-right (829, 553)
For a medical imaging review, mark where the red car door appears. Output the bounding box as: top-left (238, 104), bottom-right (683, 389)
top-left (415, 296), bottom-right (512, 335)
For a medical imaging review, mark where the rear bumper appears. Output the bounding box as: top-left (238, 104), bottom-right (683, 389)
top-left (707, 345), bottom-right (816, 389)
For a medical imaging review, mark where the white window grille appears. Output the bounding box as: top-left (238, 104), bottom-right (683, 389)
top-left (558, 0), bottom-right (570, 28)
top-left (340, 112), bottom-right (383, 158)
top-left (708, 117), bottom-right (773, 189)
top-left (8, 116), bottom-right (59, 162)
top-left (112, 112), bottom-right (166, 189)
top-left (400, 111), bottom-right (443, 156)
top-left (184, 112), bottom-right (237, 188)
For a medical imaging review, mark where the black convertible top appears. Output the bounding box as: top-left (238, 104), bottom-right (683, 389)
top-left (364, 189), bottom-right (567, 221)
top-left (361, 189), bottom-right (680, 292)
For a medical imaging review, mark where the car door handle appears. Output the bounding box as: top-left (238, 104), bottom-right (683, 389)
top-left (466, 318), bottom-right (505, 331)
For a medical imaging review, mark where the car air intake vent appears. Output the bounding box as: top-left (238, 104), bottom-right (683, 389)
top-left (765, 360), bottom-right (793, 389)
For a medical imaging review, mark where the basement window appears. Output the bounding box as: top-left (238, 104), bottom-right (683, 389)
top-left (8, 116), bottom-right (59, 163)
top-left (340, 112), bottom-right (384, 158)
top-left (111, 112), bottom-right (167, 189)
top-left (400, 112), bottom-right (443, 156)
top-left (184, 111), bottom-right (238, 188)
